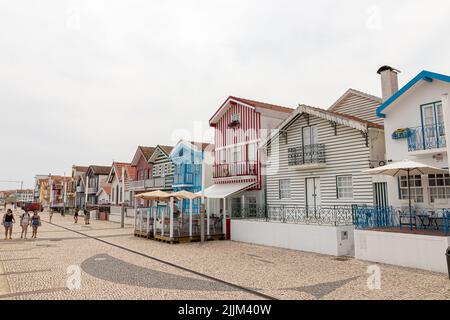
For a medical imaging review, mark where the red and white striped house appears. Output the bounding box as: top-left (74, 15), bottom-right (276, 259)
top-left (204, 96), bottom-right (294, 217)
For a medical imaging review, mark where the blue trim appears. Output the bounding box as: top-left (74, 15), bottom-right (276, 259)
top-left (376, 70), bottom-right (450, 118)
top-left (420, 104), bottom-right (426, 150)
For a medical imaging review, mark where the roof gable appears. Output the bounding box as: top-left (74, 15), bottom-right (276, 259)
top-left (376, 70), bottom-right (450, 118)
top-left (262, 104), bottom-right (383, 147)
top-left (148, 145), bottom-right (174, 163)
top-left (131, 146), bottom-right (156, 166)
top-left (329, 88), bottom-right (381, 110)
top-left (209, 96), bottom-right (294, 125)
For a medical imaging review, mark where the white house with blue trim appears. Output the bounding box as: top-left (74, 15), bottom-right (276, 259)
top-left (354, 66), bottom-right (450, 273)
top-left (376, 67), bottom-right (450, 210)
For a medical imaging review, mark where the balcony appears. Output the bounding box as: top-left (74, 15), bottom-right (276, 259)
top-left (213, 161), bottom-right (258, 179)
top-left (129, 180), bottom-right (145, 191)
top-left (407, 123), bottom-right (446, 152)
top-left (129, 176), bottom-right (174, 191)
top-left (173, 164), bottom-right (196, 187)
top-left (288, 144), bottom-right (326, 169)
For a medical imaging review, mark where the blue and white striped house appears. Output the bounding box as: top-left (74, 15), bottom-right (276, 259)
top-left (169, 140), bottom-right (214, 213)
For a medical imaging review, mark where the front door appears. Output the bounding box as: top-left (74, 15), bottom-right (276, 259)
top-left (306, 177), bottom-right (321, 210)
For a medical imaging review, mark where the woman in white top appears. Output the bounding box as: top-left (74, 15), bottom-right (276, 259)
top-left (20, 211), bottom-right (31, 239)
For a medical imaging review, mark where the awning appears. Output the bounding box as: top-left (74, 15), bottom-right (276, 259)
top-left (197, 181), bottom-right (256, 199)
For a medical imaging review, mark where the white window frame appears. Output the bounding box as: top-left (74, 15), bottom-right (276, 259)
top-left (399, 175), bottom-right (424, 203)
top-left (336, 176), bottom-right (353, 200)
top-left (279, 179), bottom-right (291, 200)
top-left (232, 113), bottom-right (241, 122)
top-left (428, 173), bottom-right (450, 203)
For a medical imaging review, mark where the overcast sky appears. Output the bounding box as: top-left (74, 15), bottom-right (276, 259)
top-left (0, 0), bottom-right (449, 190)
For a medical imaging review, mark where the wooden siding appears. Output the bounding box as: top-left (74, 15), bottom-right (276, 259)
top-left (266, 114), bottom-right (376, 207)
top-left (213, 101), bottom-right (262, 187)
top-left (330, 92), bottom-right (382, 125)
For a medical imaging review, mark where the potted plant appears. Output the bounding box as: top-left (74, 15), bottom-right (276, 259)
top-left (392, 128), bottom-right (410, 140)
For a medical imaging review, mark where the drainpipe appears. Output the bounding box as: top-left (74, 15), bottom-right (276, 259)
top-left (442, 93), bottom-right (450, 172)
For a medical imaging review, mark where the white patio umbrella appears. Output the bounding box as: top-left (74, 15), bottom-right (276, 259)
top-left (364, 160), bottom-right (448, 228)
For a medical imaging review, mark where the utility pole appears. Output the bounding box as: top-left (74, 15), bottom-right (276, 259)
top-left (200, 157), bottom-right (206, 242)
top-left (63, 172), bottom-right (67, 216)
top-left (121, 166), bottom-right (125, 228)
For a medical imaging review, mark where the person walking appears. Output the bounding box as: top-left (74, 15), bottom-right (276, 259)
top-left (74, 209), bottom-right (79, 224)
top-left (49, 210), bottom-right (53, 224)
top-left (84, 208), bottom-right (90, 225)
top-left (31, 211), bottom-right (41, 239)
top-left (2, 209), bottom-right (15, 240)
top-left (20, 211), bottom-right (31, 239)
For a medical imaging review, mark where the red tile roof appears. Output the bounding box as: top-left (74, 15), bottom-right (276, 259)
top-left (210, 96), bottom-right (294, 125)
top-left (139, 146), bottom-right (156, 161)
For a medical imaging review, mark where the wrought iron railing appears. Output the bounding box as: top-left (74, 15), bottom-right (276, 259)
top-left (407, 123), bottom-right (446, 152)
top-left (354, 206), bottom-right (450, 234)
top-left (231, 205), bottom-right (353, 226)
top-left (288, 144), bottom-right (326, 166)
top-left (213, 161), bottom-right (258, 178)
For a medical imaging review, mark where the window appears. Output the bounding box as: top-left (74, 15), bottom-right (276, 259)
top-left (232, 113), bottom-right (240, 122)
top-left (337, 176), bottom-right (353, 199)
top-left (247, 143), bottom-right (257, 162)
top-left (247, 197), bottom-right (257, 216)
top-left (302, 126), bottom-right (318, 146)
top-left (231, 197), bottom-right (242, 217)
top-left (428, 174), bottom-right (450, 203)
top-left (219, 149), bottom-right (226, 164)
top-left (279, 179), bottom-right (291, 199)
top-left (231, 146), bottom-right (242, 163)
top-left (399, 175), bottom-right (424, 203)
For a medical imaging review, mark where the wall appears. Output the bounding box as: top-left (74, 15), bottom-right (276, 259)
top-left (382, 79), bottom-right (450, 209)
top-left (383, 80), bottom-right (449, 165)
top-left (231, 220), bottom-right (355, 256)
top-left (266, 113), bottom-right (377, 207)
top-left (355, 229), bottom-right (450, 273)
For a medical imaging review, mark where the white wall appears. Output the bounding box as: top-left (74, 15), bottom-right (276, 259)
top-left (355, 229), bottom-right (450, 273)
top-left (231, 220), bottom-right (355, 256)
top-left (382, 80), bottom-right (450, 209)
top-left (383, 80), bottom-right (449, 165)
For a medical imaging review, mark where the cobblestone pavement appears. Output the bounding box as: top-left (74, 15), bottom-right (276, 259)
top-left (0, 210), bottom-right (449, 300)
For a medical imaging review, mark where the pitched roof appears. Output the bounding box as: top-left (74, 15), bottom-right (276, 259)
top-left (299, 104), bottom-right (384, 130)
top-left (329, 88), bottom-right (381, 111)
top-left (190, 141), bottom-right (214, 151)
top-left (262, 103), bottom-right (383, 147)
top-left (159, 145), bottom-right (174, 155)
top-left (108, 162), bottom-right (134, 182)
top-left (210, 96), bottom-right (294, 125)
top-left (139, 146), bottom-right (156, 161)
top-left (89, 165), bottom-right (112, 175)
top-left (377, 70), bottom-right (450, 117)
top-left (72, 165), bottom-right (89, 173)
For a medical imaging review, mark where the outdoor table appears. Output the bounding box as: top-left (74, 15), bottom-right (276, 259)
top-left (416, 214), bottom-right (440, 230)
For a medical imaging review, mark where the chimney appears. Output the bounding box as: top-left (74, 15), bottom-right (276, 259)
top-left (377, 65), bottom-right (400, 102)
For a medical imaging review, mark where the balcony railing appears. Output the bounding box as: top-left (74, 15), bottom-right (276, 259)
top-left (288, 144), bottom-right (326, 166)
top-left (354, 206), bottom-right (450, 235)
top-left (87, 187), bottom-right (97, 194)
top-left (231, 205), bottom-right (354, 226)
top-left (407, 123), bottom-right (446, 152)
top-left (213, 161), bottom-right (258, 179)
top-left (173, 164), bottom-right (197, 186)
top-left (129, 180), bottom-right (145, 190)
top-left (129, 175), bottom-right (174, 191)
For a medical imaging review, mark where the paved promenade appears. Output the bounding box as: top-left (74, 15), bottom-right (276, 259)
top-left (0, 210), bottom-right (449, 300)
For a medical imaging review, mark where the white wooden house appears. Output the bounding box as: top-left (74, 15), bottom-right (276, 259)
top-left (232, 90), bottom-right (385, 256)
